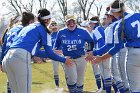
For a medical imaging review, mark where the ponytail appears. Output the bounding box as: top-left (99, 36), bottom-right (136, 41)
top-left (111, 0), bottom-right (125, 39)
top-left (120, 1), bottom-right (125, 39)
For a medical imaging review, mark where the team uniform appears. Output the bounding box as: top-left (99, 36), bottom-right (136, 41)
top-left (80, 21), bottom-right (104, 91)
top-left (1, 25), bottom-right (23, 61)
top-left (105, 13), bottom-right (140, 92)
top-left (0, 25), bottom-right (23, 93)
top-left (83, 25), bottom-right (104, 91)
top-left (51, 31), bottom-right (66, 89)
top-left (93, 15), bottom-right (127, 93)
top-left (105, 16), bottom-right (127, 92)
top-left (92, 25), bottom-right (112, 93)
top-left (2, 22), bottom-right (68, 93)
top-left (117, 47), bottom-right (129, 90)
top-left (54, 26), bottom-right (93, 93)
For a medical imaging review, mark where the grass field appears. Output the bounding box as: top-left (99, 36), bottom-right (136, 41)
top-left (0, 62), bottom-right (98, 93)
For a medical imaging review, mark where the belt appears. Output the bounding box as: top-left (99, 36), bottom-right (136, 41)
top-left (133, 47), bottom-right (140, 48)
top-left (71, 55), bottom-right (84, 59)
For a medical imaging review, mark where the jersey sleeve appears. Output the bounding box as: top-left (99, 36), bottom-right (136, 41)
top-left (54, 31), bottom-right (62, 50)
top-left (34, 49), bottom-right (48, 58)
top-left (93, 43), bottom-right (114, 56)
top-left (108, 23), bottom-right (124, 56)
top-left (44, 45), bottom-right (66, 63)
top-left (38, 26), bottom-right (52, 46)
top-left (83, 30), bottom-right (93, 43)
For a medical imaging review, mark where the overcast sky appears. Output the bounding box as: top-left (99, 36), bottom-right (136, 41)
top-left (0, 0), bottom-right (134, 19)
top-left (0, 0), bottom-right (113, 16)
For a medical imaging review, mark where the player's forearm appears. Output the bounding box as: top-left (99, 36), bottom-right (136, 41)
top-left (34, 50), bottom-right (48, 58)
top-left (44, 45), bottom-right (66, 63)
top-left (108, 43), bottom-right (123, 56)
top-left (93, 44), bottom-right (114, 56)
top-left (101, 53), bottom-right (112, 61)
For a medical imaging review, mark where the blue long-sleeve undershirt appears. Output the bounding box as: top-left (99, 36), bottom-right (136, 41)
top-left (108, 43), bottom-right (123, 56)
top-left (34, 45), bottom-right (66, 63)
top-left (93, 43), bottom-right (114, 56)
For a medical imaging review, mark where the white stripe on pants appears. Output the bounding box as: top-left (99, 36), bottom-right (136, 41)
top-left (118, 47), bottom-right (129, 89)
top-left (65, 56), bottom-right (87, 86)
top-left (100, 58), bottom-right (111, 80)
top-left (127, 48), bottom-right (140, 92)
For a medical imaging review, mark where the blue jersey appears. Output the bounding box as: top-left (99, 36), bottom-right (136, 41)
top-left (93, 13), bottom-right (129, 56)
top-left (51, 32), bottom-right (58, 48)
top-left (108, 13), bottom-right (140, 56)
top-left (93, 25), bottom-right (105, 50)
top-left (10, 23), bottom-right (66, 63)
top-left (54, 26), bottom-right (93, 59)
top-left (1, 25), bottom-right (23, 62)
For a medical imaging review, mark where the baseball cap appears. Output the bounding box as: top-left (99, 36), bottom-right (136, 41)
top-left (65, 15), bottom-right (76, 22)
top-left (51, 21), bottom-right (57, 25)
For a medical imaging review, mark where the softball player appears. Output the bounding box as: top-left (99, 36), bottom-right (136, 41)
top-left (49, 20), bottom-right (67, 90)
top-left (102, 8), bottom-right (119, 93)
top-left (88, 16), bottom-right (112, 93)
top-left (54, 15), bottom-right (93, 93)
top-left (80, 20), bottom-right (104, 92)
top-left (0, 12), bottom-right (35, 93)
top-left (89, 1), bottom-right (140, 92)
top-left (103, 8), bottom-right (127, 93)
top-left (1, 9), bottom-right (73, 93)
top-left (87, 4), bottom-right (130, 92)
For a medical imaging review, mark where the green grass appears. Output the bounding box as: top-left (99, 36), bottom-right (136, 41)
top-left (0, 62), bottom-right (97, 93)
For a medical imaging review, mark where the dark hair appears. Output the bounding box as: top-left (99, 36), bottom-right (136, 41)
top-left (90, 16), bottom-right (102, 26)
top-left (37, 8), bottom-right (51, 34)
top-left (111, 1), bottom-right (124, 13)
top-left (111, 0), bottom-right (125, 39)
top-left (21, 12), bottom-right (34, 26)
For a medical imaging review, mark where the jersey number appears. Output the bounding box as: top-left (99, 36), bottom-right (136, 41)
top-left (67, 45), bottom-right (77, 51)
top-left (131, 20), bottom-right (140, 37)
top-left (6, 32), bottom-right (18, 46)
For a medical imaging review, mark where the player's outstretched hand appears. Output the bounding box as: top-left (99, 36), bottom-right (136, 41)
top-left (33, 56), bottom-right (44, 64)
top-left (91, 56), bottom-right (102, 64)
top-left (65, 57), bottom-right (73, 68)
top-left (85, 51), bottom-right (94, 61)
top-left (53, 49), bottom-right (63, 55)
top-left (0, 64), bottom-right (3, 72)
top-left (92, 53), bottom-right (111, 64)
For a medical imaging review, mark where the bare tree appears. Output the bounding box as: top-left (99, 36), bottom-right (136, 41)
top-left (6, 0), bottom-right (36, 15)
top-left (5, 0), bottom-right (50, 16)
top-left (38, 0), bottom-right (48, 9)
top-left (126, 0), bottom-right (140, 13)
top-left (19, 0), bottom-right (34, 12)
top-left (78, 0), bottom-right (95, 20)
top-left (94, 0), bottom-right (103, 16)
top-left (6, 0), bottom-right (22, 15)
top-left (57, 0), bottom-right (67, 20)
